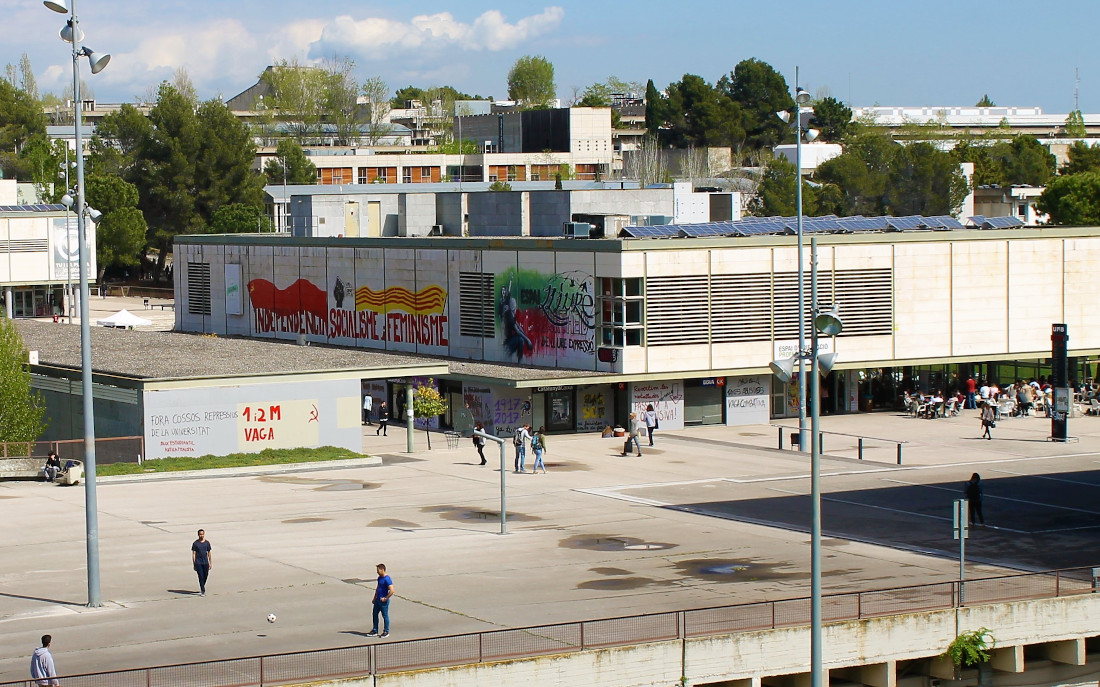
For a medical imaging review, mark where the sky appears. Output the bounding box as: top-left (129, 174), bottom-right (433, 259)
top-left (3, 0), bottom-right (1100, 113)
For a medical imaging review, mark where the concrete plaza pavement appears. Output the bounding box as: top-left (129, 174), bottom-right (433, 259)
top-left (1, 407), bottom-right (1099, 681)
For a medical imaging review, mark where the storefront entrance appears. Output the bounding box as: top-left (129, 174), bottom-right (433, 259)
top-left (531, 386), bottom-right (575, 432)
top-left (684, 380), bottom-right (723, 425)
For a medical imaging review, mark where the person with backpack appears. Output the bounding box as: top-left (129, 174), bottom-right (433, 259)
top-left (513, 424), bottom-right (531, 473)
top-left (531, 427), bottom-right (548, 474)
top-left (473, 422), bottom-right (487, 466)
top-left (964, 473), bottom-right (985, 526)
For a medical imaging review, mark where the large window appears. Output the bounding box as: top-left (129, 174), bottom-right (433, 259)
top-left (597, 277), bottom-right (644, 347)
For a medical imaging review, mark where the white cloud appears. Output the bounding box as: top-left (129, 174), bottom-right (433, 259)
top-left (309, 7), bottom-right (565, 60)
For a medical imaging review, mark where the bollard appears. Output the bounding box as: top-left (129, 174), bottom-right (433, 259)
top-left (858, 437), bottom-right (863, 460)
top-left (896, 443), bottom-right (903, 465)
top-left (818, 432), bottom-right (824, 454)
top-left (778, 426), bottom-right (784, 450)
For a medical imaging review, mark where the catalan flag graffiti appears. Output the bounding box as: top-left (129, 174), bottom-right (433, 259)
top-left (355, 284), bottom-right (447, 315)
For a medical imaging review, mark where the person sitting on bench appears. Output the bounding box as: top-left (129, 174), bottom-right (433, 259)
top-left (43, 451), bottom-right (62, 482)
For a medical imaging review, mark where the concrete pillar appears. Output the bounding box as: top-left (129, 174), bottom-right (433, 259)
top-left (1041, 638), bottom-right (1085, 665)
top-left (4, 286), bottom-right (11, 318)
top-left (990, 645), bottom-right (1024, 673)
top-left (520, 191), bottom-right (530, 236)
top-left (861, 661), bottom-right (896, 687)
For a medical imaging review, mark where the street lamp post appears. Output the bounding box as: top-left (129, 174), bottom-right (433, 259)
top-left (45, 0), bottom-right (110, 608)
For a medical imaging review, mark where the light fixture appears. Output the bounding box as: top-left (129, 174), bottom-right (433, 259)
top-left (816, 351), bottom-right (838, 376)
top-left (86, 206), bottom-right (102, 222)
top-left (43, 0), bottom-right (69, 13)
top-left (769, 356), bottom-right (797, 383)
top-left (805, 128), bottom-right (820, 142)
top-left (814, 306), bottom-right (843, 336)
top-left (81, 47), bottom-right (110, 74)
top-left (796, 87), bottom-right (812, 105)
top-left (776, 110), bottom-right (791, 124)
top-left (60, 18), bottom-right (83, 43)
top-left (61, 193), bottom-right (74, 208)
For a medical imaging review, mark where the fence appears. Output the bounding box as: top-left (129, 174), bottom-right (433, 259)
top-left (1, 567), bottom-right (1094, 687)
top-left (0, 437), bottom-right (144, 465)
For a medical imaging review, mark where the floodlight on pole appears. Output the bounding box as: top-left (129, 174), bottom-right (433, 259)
top-left (769, 356), bottom-right (796, 384)
top-left (45, 0), bottom-right (108, 609)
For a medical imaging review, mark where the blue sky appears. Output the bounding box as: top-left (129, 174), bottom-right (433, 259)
top-left (4, 0), bottom-right (1099, 113)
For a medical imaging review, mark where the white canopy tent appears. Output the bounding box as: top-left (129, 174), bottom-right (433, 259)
top-left (96, 309), bottom-right (152, 328)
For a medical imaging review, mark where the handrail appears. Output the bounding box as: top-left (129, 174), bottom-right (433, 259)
top-left (1, 566), bottom-right (1093, 687)
top-left (772, 424), bottom-right (908, 463)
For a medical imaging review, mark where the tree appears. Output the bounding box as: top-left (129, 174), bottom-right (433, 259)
top-left (507, 55), bottom-right (556, 109)
top-left (192, 98), bottom-right (265, 222)
top-left (260, 58), bottom-right (329, 142)
top-left (975, 94), bottom-right (996, 107)
top-left (86, 103), bottom-right (152, 177)
top-left (210, 203), bottom-right (273, 233)
top-left (577, 76), bottom-right (642, 107)
top-left (811, 97), bottom-right (853, 143)
top-left (16, 134), bottom-right (67, 201)
top-left (411, 380), bottom-right (448, 449)
top-left (718, 58), bottom-right (793, 150)
top-left (390, 85), bottom-right (486, 110)
top-left (1060, 141), bottom-right (1100, 175)
top-left (1065, 109), bottom-right (1087, 138)
top-left (85, 174), bottom-right (147, 279)
top-left (982, 135), bottom-right (1057, 187)
top-left (264, 138), bottom-right (317, 185)
top-left (662, 74), bottom-right (743, 148)
top-left (749, 156), bottom-right (806, 216)
top-left (171, 67), bottom-right (199, 107)
top-left (1037, 172), bottom-right (1100, 225)
top-left (361, 76), bottom-right (391, 145)
top-left (644, 79), bottom-right (664, 135)
top-left (0, 77), bottom-right (46, 177)
top-left (884, 142), bottom-right (969, 216)
top-left (323, 56), bottom-right (363, 145)
top-left (815, 132), bottom-right (897, 216)
top-left (0, 317), bottom-right (47, 444)
top-left (487, 181), bottom-right (512, 191)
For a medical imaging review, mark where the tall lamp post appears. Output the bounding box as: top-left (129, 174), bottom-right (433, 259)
top-left (45, 0), bottom-right (110, 608)
top-left (775, 72), bottom-right (819, 452)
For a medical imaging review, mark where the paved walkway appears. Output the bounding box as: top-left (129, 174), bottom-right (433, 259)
top-left (31, 294), bottom-right (176, 331)
top-left (1, 407), bottom-right (1097, 681)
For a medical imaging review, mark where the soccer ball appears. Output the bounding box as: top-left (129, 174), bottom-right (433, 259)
top-left (267, 613), bottom-right (277, 623)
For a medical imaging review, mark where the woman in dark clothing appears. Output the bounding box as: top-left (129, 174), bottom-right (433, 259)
top-left (473, 422), bottom-right (487, 465)
top-left (965, 473), bottom-right (984, 526)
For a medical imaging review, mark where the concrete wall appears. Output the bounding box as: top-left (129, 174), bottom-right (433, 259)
top-left (398, 194), bottom-right (437, 236)
top-left (467, 192), bottom-right (527, 236)
top-left (300, 594), bottom-right (1100, 687)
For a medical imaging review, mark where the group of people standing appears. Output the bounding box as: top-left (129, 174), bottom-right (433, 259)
top-left (510, 424), bottom-right (549, 473)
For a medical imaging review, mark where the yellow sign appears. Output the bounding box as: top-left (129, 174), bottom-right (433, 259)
top-left (236, 399), bottom-right (320, 451)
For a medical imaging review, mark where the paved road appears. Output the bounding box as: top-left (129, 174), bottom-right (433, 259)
top-left (1, 409), bottom-right (1098, 681)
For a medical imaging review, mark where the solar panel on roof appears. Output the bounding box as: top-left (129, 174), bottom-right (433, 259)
top-left (983, 216), bottom-right (1024, 229)
top-left (929, 215), bottom-right (964, 229)
top-left (620, 225), bottom-right (680, 238)
top-left (886, 216), bottom-right (925, 231)
top-left (967, 216), bottom-right (987, 226)
top-left (836, 217), bottom-right (887, 233)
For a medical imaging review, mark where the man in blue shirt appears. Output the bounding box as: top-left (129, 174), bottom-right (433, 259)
top-left (191, 529), bottom-right (212, 597)
top-left (366, 563), bottom-right (394, 638)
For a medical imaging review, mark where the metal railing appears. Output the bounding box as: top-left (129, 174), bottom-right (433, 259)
top-left (1, 567), bottom-right (1094, 687)
top-left (0, 436), bottom-right (144, 464)
top-left (775, 426), bottom-right (908, 464)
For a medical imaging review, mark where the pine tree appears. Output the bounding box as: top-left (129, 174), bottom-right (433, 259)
top-left (0, 318), bottom-right (47, 444)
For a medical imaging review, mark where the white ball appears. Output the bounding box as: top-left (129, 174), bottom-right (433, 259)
top-left (267, 613), bottom-right (277, 623)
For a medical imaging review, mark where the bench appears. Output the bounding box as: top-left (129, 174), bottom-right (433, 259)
top-left (0, 458), bottom-right (82, 485)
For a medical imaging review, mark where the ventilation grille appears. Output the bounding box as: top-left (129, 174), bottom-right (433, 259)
top-left (645, 269), bottom-right (892, 346)
top-left (0, 239), bottom-right (49, 253)
top-left (458, 272), bottom-right (495, 338)
top-left (646, 276), bottom-right (709, 345)
top-left (712, 274), bottom-right (773, 343)
top-left (187, 262), bottom-right (211, 316)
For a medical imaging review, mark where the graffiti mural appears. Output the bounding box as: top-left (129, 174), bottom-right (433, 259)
top-left (248, 278), bottom-right (448, 348)
top-left (495, 267), bottom-right (596, 368)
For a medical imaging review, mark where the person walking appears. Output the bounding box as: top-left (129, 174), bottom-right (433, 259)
top-left (621, 413), bottom-right (643, 457)
top-left (366, 563), bottom-right (394, 638)
top-left (965, 473), bottom-right (985, 526)
top-left (473, 422), bottom-right (487, 465)
top-left (644, 404), bottom-right (658, 446)
top-left (513, 424), bottom-right (531, 473)
top-left (362, 394), bottom-right (373, 426)
top-left (30, 634), bottom-right (59, 686)
top-left (191, 529), bottom-right (212, 596)
top-left (965, 375), bottom-right (977, 409)
top-left (980, 402), bottom-right (995, 440)
top-left (376, 402), bottom-right (389, 436)
top-left (531, 426), bottom-right (548, 473)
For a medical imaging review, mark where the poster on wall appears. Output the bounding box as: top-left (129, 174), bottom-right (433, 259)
top-left (495, 267), bottom-right (595, 368)
top-left (225, 264), bottom-right (242, 315)
top-left (725, 375), bottom-right (771, 425)
top-left (631, 382), bottom-right (684, 431)
top-left (50, 217), bottom-right (79, 281)
top-left (462, 385), bottom-right (495, 434)
top-left (143, 379), bottom-right (360, 459)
